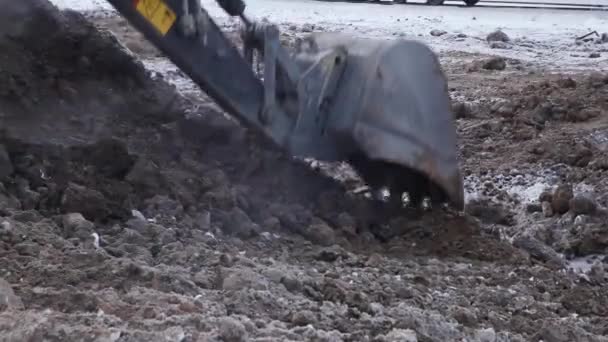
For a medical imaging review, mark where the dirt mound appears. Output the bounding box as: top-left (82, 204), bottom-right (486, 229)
top-left (494, 73), bottom-right (608, 125)
top-left (0, 1), bottom-right (607, 341)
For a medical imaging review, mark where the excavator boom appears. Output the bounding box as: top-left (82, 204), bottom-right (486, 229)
top-left (107, 0), bottom-right (292, 146)
top-left (105, 0), bottom-right (464, 210)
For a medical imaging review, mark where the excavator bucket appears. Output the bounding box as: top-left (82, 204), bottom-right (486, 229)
top-left (306, 33), bottom-right (464, 210)
top-left (88, 0), bottom-right (464, 210)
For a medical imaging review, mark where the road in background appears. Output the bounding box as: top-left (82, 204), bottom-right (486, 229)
top-left (333, 0), bottom-right (608, 10)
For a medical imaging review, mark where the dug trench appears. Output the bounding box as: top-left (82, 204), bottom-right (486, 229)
top-left (0, 1), bottom-right (607, 341)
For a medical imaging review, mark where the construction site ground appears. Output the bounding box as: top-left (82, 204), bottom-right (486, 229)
top-left (0, 1), bottom-right (607, 341)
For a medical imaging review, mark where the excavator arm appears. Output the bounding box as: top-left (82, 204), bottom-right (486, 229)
top-left (107, 0), bottom-right (349, 159)
top-left (106, 0), bottom-right (293, 147)
top-left (106, 0), bottom-right (465, 210)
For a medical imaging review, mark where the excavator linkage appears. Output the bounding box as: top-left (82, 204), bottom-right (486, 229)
top-left (105, 0), bottom-right (464, 210)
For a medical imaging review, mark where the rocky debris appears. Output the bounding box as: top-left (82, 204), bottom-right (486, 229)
top-left (541, 201), bottom-right (553, 217)
top-left (602, 32), bottom-right (608, 43)
top-left (12, 178), bottom-right (40, 211)
top-left (125, 158), bottom-right (168, 198)
top-left (551, 184), bottom-right (573, 215)
top-left (539, 190), bottom-right (553, 203)
top-left (513, 235), bottom-right (564, 268)
top-left (430, 29), bottom-right (447, 37)
top-left (291, 310), bottom-right (316, 326)
top-left (0, 190), bottom-right (21, 213)
top-left (466, 199), bottom-right (514, 226)
top-left (570, 224), bottom-right (608, 255)
top-left (557, 77), bottom-right (577, 89)
top-left (468, 57), bottom-right (507, 72)
top-left (587, 262), bottom-right (607, 285)
top-left (222, 268), bottom-right (269, 291)
top-left (452, 101), bottom-right (476, 119)
top-left (378, 328), bottom-right (418, 342)
top-left (534, 320), bottom-right (601, 342)
top-left (568, 107), bottom-right (600, 122)
top-left (475, 328), bottom-right (497, 342)
top-left (569, 195), bottom-right (597, 216)
top-left (143, 195), bottom-right (184, 220)
top-left (62, 212), bottom-right (95, 240)
top-left (589, 52), bottom-right (601, 58)
top-left (0, 145), bottom-right (13, 179)
top-left (220, 207), bottom-right (260, 238)
top-left (586, 72), bottom-right (608, 88)
top-left (302, 220), bottom-right (336, 246)
top-left (486, 29), bottom-right (510, 43)
top-left (526, 203), bottom-right (542, 213)
top-left (490, 41), bottom-right (511, 49)
top-left (301, 23), bottom-right (314, 33)
top-left (61, 182), bottom-right (109, 221)
top-left (491, 100), bottom-right (515, 117)
top-left (589, 156), bottom-right (608, 171)
top-left (483, 57), bottom-right (507, 71)
top-left (218, 317), bottom-right (248, 342)
top-left (84, 138), bottom-right (135, 178)
top-left (0, 278), bottom-right (23, 311)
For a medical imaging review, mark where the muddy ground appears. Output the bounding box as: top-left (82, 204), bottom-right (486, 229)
top-left (1, 1), bottom-right (607, 341)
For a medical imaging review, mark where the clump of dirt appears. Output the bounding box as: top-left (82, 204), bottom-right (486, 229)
top-left (1, 1), bottom-right (608, 341)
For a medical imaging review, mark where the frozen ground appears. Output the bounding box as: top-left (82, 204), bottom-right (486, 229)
top-left (51, 0), bottom-right (608, 69)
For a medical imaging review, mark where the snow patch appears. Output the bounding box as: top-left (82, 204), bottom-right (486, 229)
top-left (565, 255), bottom-right (604, 275)
top-left (50, 0), bottom-right (607, 71)
top-left (49, 0), bottom-right (112, 11)
top-left (507, 181), bottom-right (551, 204)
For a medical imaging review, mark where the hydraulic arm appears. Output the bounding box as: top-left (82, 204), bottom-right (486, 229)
top-left (105, 0), bottom-right (465, 210)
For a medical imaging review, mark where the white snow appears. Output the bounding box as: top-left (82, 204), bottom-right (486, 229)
top-left (507, 181), bottom-right (551, 204)
top-left (142, 59), bottom-right (201, 97)
top-left (50, 0), bottom-right (112, 11)
top-left (49, 0), bottom-right (608, 69)
top-left (566, 255), bottom-right (604, 275)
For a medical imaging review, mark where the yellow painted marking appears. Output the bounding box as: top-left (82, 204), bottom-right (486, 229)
top-left (135, 0), bottom-right (176, 36)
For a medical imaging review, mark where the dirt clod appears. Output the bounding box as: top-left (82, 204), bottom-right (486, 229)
top-left (552, 184), bottom-right (574, 215)
top-left (218, 317), bottom-right (248, 342)
top-left (222, 207), bottom-right (260, 238)
top-left (379, 328), bottom-right (419, 342)
top-left (541, 201), bottom-right (554, 217)
top-left (513, 235), bottom-right (564, 268)
top-left (291, 310), bottom-right (316, 326)
top-left (0, 279), bottom-right (22, 312)
top-left (490, 41), bottom-right (511, 49)
top-left (304, 221), bottom-right (336, 246)
top-left (569, 195), bottom-right (597, 216)
top-left (61, 182), bottom-right (109, 221)
top-left (0, 145), bottom-right (13, 180)
top-left (430, 29), bottom-right (447, 37)
top-left (452, 101), bottom-right (476, 119)
top-left (483, 56), bottom-right (507, 70)
top-left (557, 77), bottom-right (577, 88)
top-left (62, 212), bottom-right (95, 240)
top-left (486, 29), bottom-right (510, 43)
top-left (466, 199), bottom-right (514, 225)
